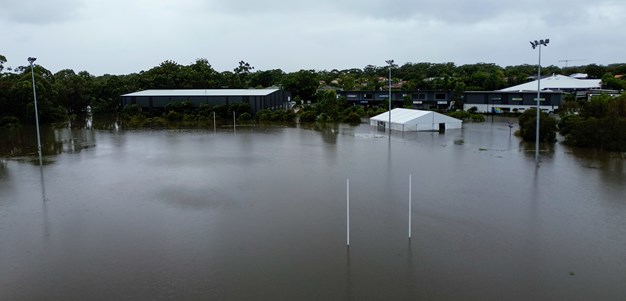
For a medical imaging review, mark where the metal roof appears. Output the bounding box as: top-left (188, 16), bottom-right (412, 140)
top-left (500, 74), bottom-right (601, 92)
top-left (121, 89), bottom-right (279, 97)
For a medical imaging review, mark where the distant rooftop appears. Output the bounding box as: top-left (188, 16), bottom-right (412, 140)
top-left (500, 74), bottom-right (601, 92)
top-left (122, 89), bottom-right (279, 97)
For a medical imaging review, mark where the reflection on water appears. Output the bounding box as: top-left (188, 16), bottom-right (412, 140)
top-left (0, 125), bottom-right (97, 162)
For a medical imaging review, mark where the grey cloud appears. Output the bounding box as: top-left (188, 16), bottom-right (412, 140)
top-left (0, 0), bottom-right (83, 25)
top-left (208, 0), bottom-right (615, 24)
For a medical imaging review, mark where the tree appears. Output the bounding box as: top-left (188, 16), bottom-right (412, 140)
top-left (250, 69), bottom-right (284, 88)
top-left (0, 54), bottom-right (6, 73)
top-left (601, 73), bottom-right (626, 90)
top-left (403, 95), bottom-right (412, 108)
top-left (559, 94), bottom-right (626, 151)
top-left (233, 60), bottom-right (254, 88)
top-left (185, 58), bottom-right (219, 88)
top-left (281, 70), bottom-right (319, 103)
top-left (518, 108), bottom-right (557, 142)
top-left (139, 60), bottom-right (184, 89)
top-left (54, 69), bottom-right (90, 114)
top-left (316, 90), bottom-right (344, 121)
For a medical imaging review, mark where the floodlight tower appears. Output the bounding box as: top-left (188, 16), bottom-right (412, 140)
top-left (529, 39), bottom-right (549, 164)
top-left (385, 59), bottom-right (396, 132)
top-left (28, 57), bottom-right (43, 166)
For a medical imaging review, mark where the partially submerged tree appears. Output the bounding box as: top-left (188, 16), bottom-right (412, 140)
top-left (518, 108), bottom-right (557, 142)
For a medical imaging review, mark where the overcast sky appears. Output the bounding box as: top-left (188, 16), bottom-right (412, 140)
top-left (1, 0), bottom-right (624, 75)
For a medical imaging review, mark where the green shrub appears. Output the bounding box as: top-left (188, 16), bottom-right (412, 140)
top-left (447, 111), bottom-right (485, 122)
top-left (317, 113), bottom-right (332, 122)
top-left (299, 111), bottom-right (317, 122)
top-left (121, 104), bottom-right (143, 120)
top-left (182, 113), bottom-right (196, 122)
top-left (0, 116), bottom-right (21, 128)
top-left (344, 112), bottom-right (362, 124)
top-left (238, 112), bottom-right (252, 122)
top-left (166, 111), bottom-right (183, 121)
top-left (518, 108), bottom-right (557, 142)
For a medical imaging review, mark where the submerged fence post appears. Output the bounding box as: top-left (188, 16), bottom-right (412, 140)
top-left (409, 174), bottom-right (412, 240)
top-left (347, 178), bottom-right (350, 248)
top-left (233, 111), bottom-right (236, 133)
top-left (213, 112), bottom-right (216, 132)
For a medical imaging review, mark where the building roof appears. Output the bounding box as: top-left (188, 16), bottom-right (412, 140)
top-left (370, 108), bottom-right (461, 125)
top-left (500, 74), bottom-right (601, 92)
top-left (121, 89), bottom-right (279, 97)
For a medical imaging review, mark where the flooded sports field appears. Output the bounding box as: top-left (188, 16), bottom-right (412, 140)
top-left (1, 119), bottom-right (625, 300)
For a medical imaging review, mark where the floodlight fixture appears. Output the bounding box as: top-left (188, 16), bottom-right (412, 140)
top-left (28, 57), bottom-right (37, 64)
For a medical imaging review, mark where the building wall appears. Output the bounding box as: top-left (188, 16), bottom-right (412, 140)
top-left (121, 90), bottom-right (291, 114)
top-left (463, 91), bottom-right (564, 113)
top-left (338, 90), bottom-right (454, 110)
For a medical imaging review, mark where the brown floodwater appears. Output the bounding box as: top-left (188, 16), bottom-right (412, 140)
top-left (1, 118), bottom-right (625, 300)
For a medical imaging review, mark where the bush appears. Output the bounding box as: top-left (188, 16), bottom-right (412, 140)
top-left (121, 104), bottom-right (143, 120)
top-left (559, 94), bottom-right (626, 151)
top-left (344, 112), bottom-right (362, 124)
top-left (518, 108), bottom-right (557, 142)
top-left (166, 101), bottom-right (194, 114)
top-left (166, 111), bottom-right (183, 121)
top-left (558, 114), bottom-right (582, 137)
top-left (256, 109), bottom-right (273, 122)
top-left (0, 116), bottom-right (21, 128)
top-left (299, 111), bottom-right (317, 122)
top-left (238, 112), bottom-right (252, 122)
top-left (182, 114), bottom-right (196, 122)
top-left (197, 104), bottom-right (213, 118)
top-left (229, 102), bottom-right (251, 116)
top-left (256, 109), bottom-right (296, 122)
top-left (447, 111), bottom-right (485, 122)
top-left (317, 113), bottom-right (332, 122)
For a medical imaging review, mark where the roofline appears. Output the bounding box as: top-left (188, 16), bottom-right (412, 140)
top-left (121, 88), bottom-right (281, 97)
top-left (465, 90), bottom-right (565, 94)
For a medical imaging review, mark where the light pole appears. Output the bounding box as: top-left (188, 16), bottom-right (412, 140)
top-left (28, 57), bottom-right (43, 166)
top-left (530, 39), bottom-right (549, 164)
top-left (385, 59), bottom-right (396, 132)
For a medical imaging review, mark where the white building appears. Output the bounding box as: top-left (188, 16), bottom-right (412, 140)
top-left (370, 108), bottom-right (462, 132)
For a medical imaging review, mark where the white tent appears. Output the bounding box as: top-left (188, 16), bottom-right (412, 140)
top-left (369, 108), bottom-right (462, 132)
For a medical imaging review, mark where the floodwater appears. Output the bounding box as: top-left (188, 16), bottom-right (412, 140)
top-left (1, 118), bottom-right (625, 300)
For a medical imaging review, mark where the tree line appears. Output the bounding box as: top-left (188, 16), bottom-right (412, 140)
top-left (1, 53), bottom-right (626, 128)
top-left (517, 93), bottom-right (626, 152)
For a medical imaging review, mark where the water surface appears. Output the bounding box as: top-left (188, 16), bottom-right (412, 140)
top-left (1, 119), bottom-right (625, 300)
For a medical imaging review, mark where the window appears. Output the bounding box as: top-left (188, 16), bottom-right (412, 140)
top-left (412, 93), bottom-right (426, 100)
top-left (435, 93), bottom-right (446, 100)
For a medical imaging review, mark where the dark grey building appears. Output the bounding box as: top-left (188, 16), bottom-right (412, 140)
top-left (338, 90), bottom-right (455, 110)
top-left (463, 91), bottom-right (565, 113)
top-left (121, 89), bottom-right (291, 114)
